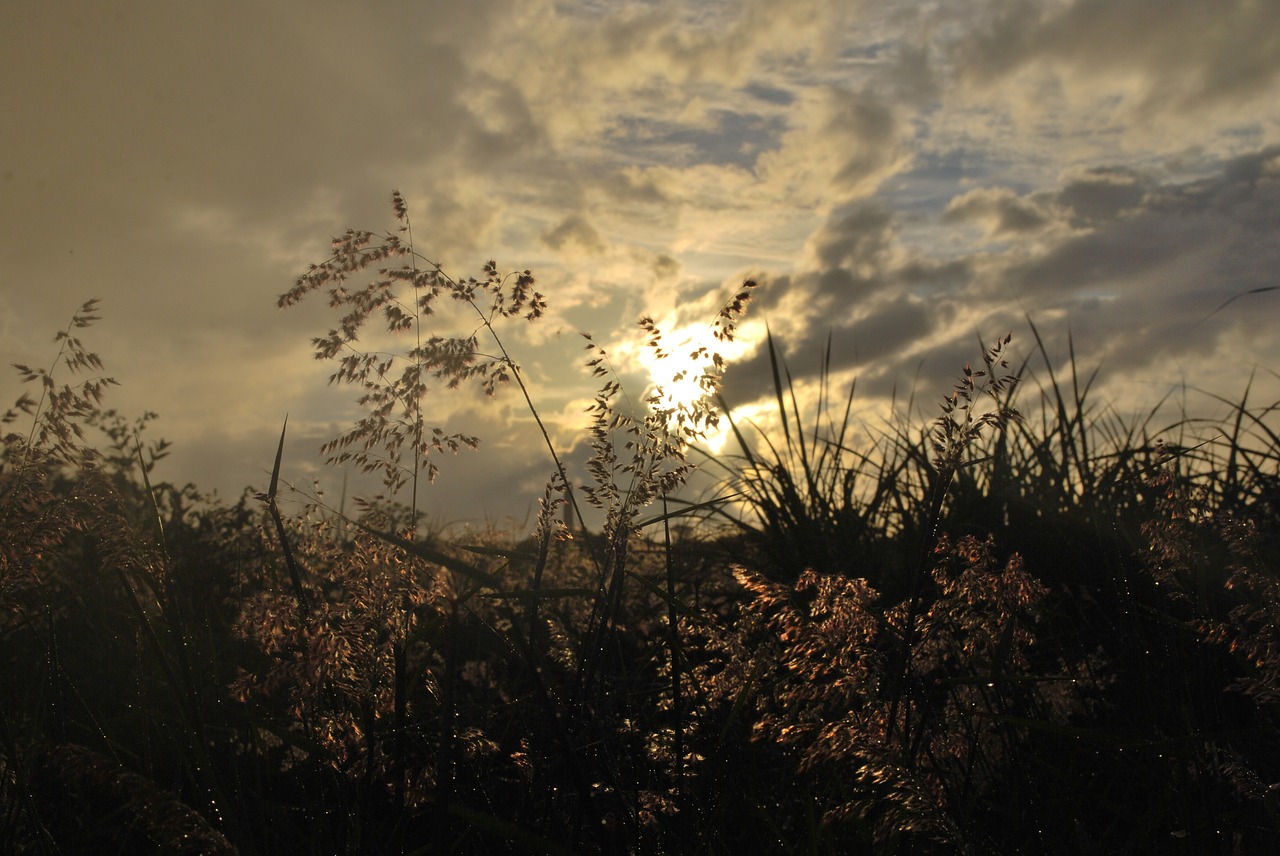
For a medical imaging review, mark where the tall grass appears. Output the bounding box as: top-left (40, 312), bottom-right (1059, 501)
top-left (3, 215), bottom-right (1279, 853)
top-left (2, 302), bottom-right (248, 853)
top-left (693, 321), bottom-right (1280, 852)
top-left (260, 191), bottom-right (756, 853)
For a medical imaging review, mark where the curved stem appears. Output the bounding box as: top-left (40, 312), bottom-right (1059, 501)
top-left (467, 299), bottom-right (603, 570)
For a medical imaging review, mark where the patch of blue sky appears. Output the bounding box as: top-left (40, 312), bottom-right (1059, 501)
top-left (878, 145), bottom-right (1031, 264)
top-left (601, 110), bottom-right (787, 170)
top-left (884, 145), bottom-right (1021, 216)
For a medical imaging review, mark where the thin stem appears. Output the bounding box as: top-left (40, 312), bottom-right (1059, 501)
top-left (463, 298), bottom-right (604, 572)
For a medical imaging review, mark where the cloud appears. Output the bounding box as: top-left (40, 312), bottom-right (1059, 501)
top-left (4, 0), bottom-right (1279, 525)
top-left (1056, 166), bottom-right (1153, 225)
top-left (952, 0), bottom-right (1280, 138)
top-left (997, 147), bottom-right (1280, 372)
top-left (752, 86), bottom-right (910, 208)
top-left (745, 200), bottom-right (907, 332)
top-left (944, 187), bottom-right (1057, 236)
top-left (720, 144), bottom-right (1280, 425)
top-left (542, 214), bottom-right (606, 256)
top-left (825, 88), bottom-right (906, 193)
top-left (812, 203), bottom-right (897, 271)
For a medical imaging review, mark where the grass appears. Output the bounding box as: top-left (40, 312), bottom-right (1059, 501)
top-left (2, 196), bottom-right (1279, 854)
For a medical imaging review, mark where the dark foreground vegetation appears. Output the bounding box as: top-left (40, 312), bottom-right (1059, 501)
top-left (3, 198), bottom-right (1279, 854)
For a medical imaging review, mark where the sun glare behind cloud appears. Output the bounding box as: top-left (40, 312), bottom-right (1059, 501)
top-left (632, 321), bottom-right (755, 455)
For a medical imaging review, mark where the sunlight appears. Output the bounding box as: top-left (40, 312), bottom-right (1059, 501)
top-left (634, 322), bottom-right (754, 454)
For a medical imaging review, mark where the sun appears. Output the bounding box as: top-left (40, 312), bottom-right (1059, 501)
top-left (647, 356), bottom-right (712, 413)
top-left (633, 323), bottom-right (752, 453)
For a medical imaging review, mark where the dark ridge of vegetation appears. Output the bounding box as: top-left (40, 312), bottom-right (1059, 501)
top-left (3, 198), bottom-right (1278, 855)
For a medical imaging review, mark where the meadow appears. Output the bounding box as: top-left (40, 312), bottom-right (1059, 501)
top-left (2, 194), bottom-right (1278, 854)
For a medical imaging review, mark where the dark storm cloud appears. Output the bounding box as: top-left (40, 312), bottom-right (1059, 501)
top-left (953, 148), bottom-right (1280, 392)
top-left (0, 0), bottom-right (525, 353)
top-left (998, 148), bottom-right (1280, 378)
top-left (742, 202), bottom-right (897, 320)
top-left (1225, 147), bottom-right (1280, 185)
top-left (719, 196), bottom-right (950, 406)
top-left (3, 2), bottom-right (502, 225)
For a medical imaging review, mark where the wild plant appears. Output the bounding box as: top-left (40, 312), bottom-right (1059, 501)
top-left (2, 299), bottom-right (118, 469)
top-left (229, 518), bottom-right (467, 805)
top-left (889, 333), bottom-right (1021, 702)
top-left (697, 327), bottom-right (922, 586)
top-left (277, 190), bottom-right (548, 524)
top-left (1, 299), bottom-right (126, 638)
top-left (683, 337), bottom-right (1066, 849)
top-left (261, 191), bottom-right (758, 850)
top-left (575, 285), bottom-right (753, 705)
top-left (1120, 437), bottom-right (1280, 847)
top-left (702, 332), bottom-right (1018, 588)
top-left (10, 282), bottom-right (1280, 853)
top-left (0, 303), bottom-right (249, 851)
top-left (1, 304), bottom-right (118, 850)
top-left (27, 743), bottom-right (236, 855)
top-left (724, 536), bottom-right (1056, 848)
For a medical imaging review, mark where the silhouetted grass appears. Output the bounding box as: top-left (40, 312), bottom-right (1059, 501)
top-left (3, 208), bottom-right (1279, 854)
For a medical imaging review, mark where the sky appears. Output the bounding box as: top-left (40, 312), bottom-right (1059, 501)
top-left (3, 0), bottom-right (1279, 531)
